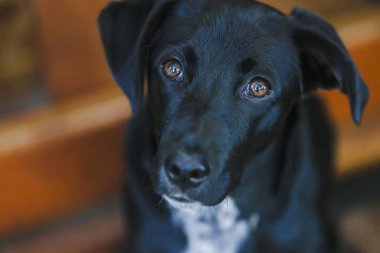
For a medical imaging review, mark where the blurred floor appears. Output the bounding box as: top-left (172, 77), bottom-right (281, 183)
top-left (0, 200), bottom-right (125, 253)
top-left (0, 197), bottom-right (379, 253)
top-left (342, 206), bottom-right (380, 253)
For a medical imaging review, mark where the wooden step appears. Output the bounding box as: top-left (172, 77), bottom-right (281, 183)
top-left (0, 88), bottom-right (128, 235)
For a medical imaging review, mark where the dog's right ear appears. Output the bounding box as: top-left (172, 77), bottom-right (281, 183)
top-left (98, 0), bottom-right (175, 113)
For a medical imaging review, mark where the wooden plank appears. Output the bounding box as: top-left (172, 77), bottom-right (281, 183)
top-left (0, 87), bottom-right (128, 153)
top-left (336, 118), bottom-right (380, 174)
top-left (32, 0), bottom-right (114, 101)
top-left (0, 88), bottom-right (129, 235)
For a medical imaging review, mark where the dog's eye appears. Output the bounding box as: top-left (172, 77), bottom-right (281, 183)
top-left (162, 59), bottom-right (184, 81)
top-left (244, 77), bottom-right (271, 98)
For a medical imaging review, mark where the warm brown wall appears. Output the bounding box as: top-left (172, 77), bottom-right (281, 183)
top-left (33, 0), bottom-right (113, 101)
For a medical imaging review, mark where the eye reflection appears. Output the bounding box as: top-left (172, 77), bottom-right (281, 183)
top-left (244, 77), bottom-right (271, 98)
top-left (162, 59), bottom-right (184, 81)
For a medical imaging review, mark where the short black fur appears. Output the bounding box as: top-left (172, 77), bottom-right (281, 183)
top-left (99, 0), bottom-right (369, 252)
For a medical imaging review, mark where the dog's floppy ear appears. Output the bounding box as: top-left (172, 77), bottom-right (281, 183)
top-left (98, 0), bottom-right (175, 113)
top-left (289, 8), bottom-right (369, 124)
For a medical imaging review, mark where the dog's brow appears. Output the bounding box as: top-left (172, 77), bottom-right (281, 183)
top-left (241, 58), bottom-right (255, 74)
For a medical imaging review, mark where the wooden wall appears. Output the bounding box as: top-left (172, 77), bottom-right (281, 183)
top-left (33, 0), bottom-right (114, 101)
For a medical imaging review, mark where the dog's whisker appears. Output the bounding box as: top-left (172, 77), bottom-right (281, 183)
top-left (158, 197), bottom-right (165, 206)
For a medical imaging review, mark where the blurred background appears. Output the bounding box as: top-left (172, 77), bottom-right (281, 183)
top-left (0, 0), bottom-right (379, 252)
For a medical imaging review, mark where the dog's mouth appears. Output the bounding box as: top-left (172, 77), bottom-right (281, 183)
top-left (163, 194), bottom-right (194, 203)
top-left (163, 194), bottom-right (206, 210)
top-left (162, 188), bottom-right (231, 209)
top-left (153, 162), bottom-right (233, 207)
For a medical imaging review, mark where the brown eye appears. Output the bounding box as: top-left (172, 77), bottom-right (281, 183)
top-left (245, 77), bottom-right (271, 98)
top-left (162, 59), bottom-right (184, 81)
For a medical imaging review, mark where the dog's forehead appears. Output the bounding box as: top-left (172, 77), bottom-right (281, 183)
top-left (159, 1), bottom-right (293, 64)
top-left (174, 0), bottom-right (283, 17)
top-left (166, 1), bottom-right (286, 36)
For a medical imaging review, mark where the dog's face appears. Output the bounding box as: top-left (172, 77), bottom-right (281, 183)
top-left (99, 0), bottom-right (368, 206)
top-left (148, 4), bottom-right (300, 205)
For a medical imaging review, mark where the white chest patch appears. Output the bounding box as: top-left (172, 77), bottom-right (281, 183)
top-left (164, 196), bottom-right (258, 253)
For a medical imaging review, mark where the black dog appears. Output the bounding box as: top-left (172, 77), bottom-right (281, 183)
top-left (99, 0), bottom-right (369, 252)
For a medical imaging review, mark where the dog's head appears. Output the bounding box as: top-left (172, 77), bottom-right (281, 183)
top-left (99, 0), bottom-right (368, 206)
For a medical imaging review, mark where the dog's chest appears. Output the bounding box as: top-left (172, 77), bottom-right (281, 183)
top-left (167, 197), bottom-right (254, 253)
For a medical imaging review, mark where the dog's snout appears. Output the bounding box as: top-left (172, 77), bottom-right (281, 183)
top-left (165, 152), bottom-right (210, 188)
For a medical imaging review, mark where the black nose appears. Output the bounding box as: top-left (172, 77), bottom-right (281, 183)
top-left (165, 152), bottom-right (210, 188)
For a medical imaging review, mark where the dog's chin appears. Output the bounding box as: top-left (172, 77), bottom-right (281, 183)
top-left (165, 195), bottom-right (193, 203)
top-left (162, 195), bottom-right (200, 210)
top-left (162, 193), bottom-right (227, 209)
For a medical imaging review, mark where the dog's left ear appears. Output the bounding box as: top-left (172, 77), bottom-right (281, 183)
top-left (289, 8), bottom-right (369, 124)
top-left (98, 0), bottom-right (176, 113)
